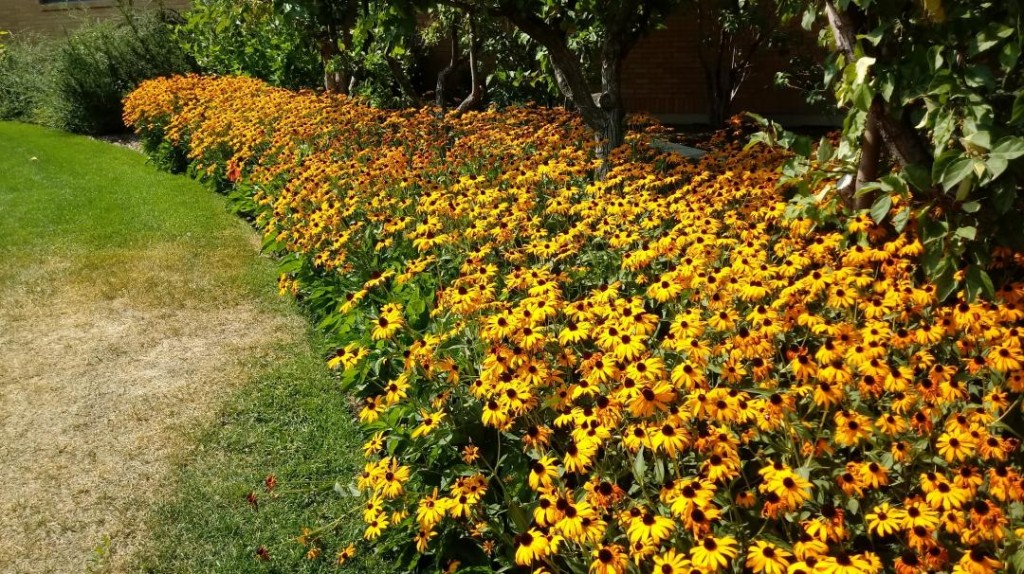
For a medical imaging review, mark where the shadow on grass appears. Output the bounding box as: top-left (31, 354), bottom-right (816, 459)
top-left (138, 332), bottom-right (391, 574)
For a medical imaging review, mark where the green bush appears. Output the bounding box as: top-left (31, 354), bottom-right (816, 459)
top-left (0, 7), bottom-right (193, 134)
top-left (50, 9), bottom-right (193, 134)
top-left (0, 35), bottom-right (55, 124)
top-left (176, 0), bottom-right (322, 90)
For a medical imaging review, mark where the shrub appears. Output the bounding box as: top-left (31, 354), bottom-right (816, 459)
top-left (126, 75), bottom-right (1024, 574)
top-left (49, 8), bottom-right (192, 134)
top-left (175, 0), bottom-right (321, 90)
top-left (0, 35), bottom-right (54, 124)
top-left (0, 7), bottom-right (191, 134)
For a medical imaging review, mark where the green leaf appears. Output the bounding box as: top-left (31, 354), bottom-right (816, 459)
top-left (903, 164), bottom-right (932, 191)
top-left (990, 136), bottom-right (1024, 161)
top-left (987, 136), bottom-right (1024, 179)
top-left (919, 212), bottom-right (949, 245)
top-left (1010, 93), bottom-right (1024, 126)
top-left (892, 208), bottom-right (910, 233)
top-left (854, 56), bottom-right (876, 84)
top-left (928, 45), bottom-right (944, 73)
top-left (955, 226), bottom-right (977, 241)
top-left (964, 130), bottom-right (992, 152)
top-left (851, 84), bottom-right (873, 111)
top-left (941, 157), bottom-right (974, 192)
top-left (965, 266), bottom-right (995, 301)
top-left (1000, 40), bottom-right (1021, 71)
top-left (816, 137), bottom-right (834, 164)
top-left (878, 174), bottom-right (908, 195)
top-left (846, 497), bottom-right (860, 515)
top-left (869, 194), bottom-right (892, 223)
top-left (860, 27), bottom-right (884, 47)
top-left (508, 501), bottom-right (529, 531)
top-left (969, 23), bottom-right (1013, 56)
top-left (961, 201), bottom-right (981, 213)
top-left (932, 111), bottom-right (956, 148)
top-left (933, 264), bottom-right (958, 302)
top-left (632, 448), bottom-right (647, 478)
top-left (987, 155), bottom-right (1010, 180)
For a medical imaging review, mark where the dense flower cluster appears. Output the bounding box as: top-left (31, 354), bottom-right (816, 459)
top-left (126, 75), bottom-right (1024, 574)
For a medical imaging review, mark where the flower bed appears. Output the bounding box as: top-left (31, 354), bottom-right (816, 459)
top-left (126, 75), bottom-right (1024, 574)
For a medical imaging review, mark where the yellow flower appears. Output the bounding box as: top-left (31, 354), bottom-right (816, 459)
top-left (689, 535), bottom-right (738, 572)
top-left (411, 410), bottom-right (446, 438)
top-left (589, 544), bottom-right (628, 574)
top-left (513, 529), bottom-right (550, 566)
top-left (414, 529), bottom-right (435, 553)
top-left (371, 303), bottom-right (404, 340)
top-left (936, 431), bottom-right (976, 463)
top-left (764, 470), bottom-right (813, 509)
top-left (363, 514), bottom-right (389, 540)
top-left (625, 509), bottom-right (674, 545)
top-left (865, 502), bottom-right (904, 537)
top-left (746, 540), bottom-right (792, 574)
top-left (336, 543), bottom-right (356, 565)
top-left (528, 456), bottom-right (559, 491)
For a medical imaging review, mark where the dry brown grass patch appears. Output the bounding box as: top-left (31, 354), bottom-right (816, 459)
top-left (0, 255), bottom-right (301, 574)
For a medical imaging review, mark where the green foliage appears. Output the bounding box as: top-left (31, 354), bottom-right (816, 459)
top-left (176, 0), bottom-right (321, 89)
top-left (772, 0), bottom-right (1024, 301)
top-left (0, 35), bottom-right (55, 124)
top-left (49, 9), bottom-right (193, 134)
top-left (0, 7), bottom-right (192, 134)
top-left (347, 0), bottom-right (424, 107)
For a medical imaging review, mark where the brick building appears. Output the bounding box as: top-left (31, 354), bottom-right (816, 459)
top-left (0, 1), bottom-right (831, 124)
top-left (0, 0), bottom-right (188, 37)
top-left (623, 10), bottom-right (831, 125)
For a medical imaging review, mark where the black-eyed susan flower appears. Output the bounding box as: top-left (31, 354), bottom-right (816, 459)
top-left (625, 509), bottom-right (674, 545)
top-left (528, 456), bottom-right (559, 491)
top-left (745, 540), bottom-right (792, 574)
top-left (411, 410), bottom-right (446, 438)
top-left (689, 535), bottom-right (738, 572)
top-left (866, 502), bottom-right (904, 537)
top-left (513, 529), bottom-right (550, 566)
top-left (371, 303), bottom-right (404, 340)
top-left (589, 544), bottom-right (628, 574)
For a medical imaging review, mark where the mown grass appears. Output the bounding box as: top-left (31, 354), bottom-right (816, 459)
top-left (139, 331), bottom-right (391, 574)
top-left (0, 122), bottom-right (385, 573)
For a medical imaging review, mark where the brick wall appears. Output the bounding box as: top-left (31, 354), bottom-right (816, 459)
top-left (1, 0), bottom-right (189, 37)
top-left (622, 10), bottom-right (834, 125)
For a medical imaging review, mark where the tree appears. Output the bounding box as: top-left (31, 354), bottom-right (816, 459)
top-left (774, 0), bottom-right (1024, 300)
top-left (691, 0), bottom-right (781, 127)
top-left (176, 0), bottom-right (322, 89)
top-left (349, 0), bottom-right (425, 106)
top-left (272, 0), bottom-right (361, 93)
top-left (449, 0), bottom-right (680, 170)
top-left (421, 4), bottom-right (487, 115)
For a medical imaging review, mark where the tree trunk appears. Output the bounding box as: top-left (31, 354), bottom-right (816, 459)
top-left (825, 0), bottom-right (932, 171)
top-left (503, 10), bottom-right (627, 175)
top-left (455, 19), bottom-right (485, 114)
top-left (595, 34), bottom-right (627, 175)
top-left (320, 18), bottom-right (353, 94)
top-left (435, 25), bottom-right (460, 115)
top-left (320, 35), bottom-right (342, 92)
top-left (852, 100), bottom-right (882, 210)
top-left (706, 70), bottom-right (728, 127)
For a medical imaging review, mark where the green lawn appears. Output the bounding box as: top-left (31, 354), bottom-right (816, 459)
top-left (0, 122), bottom-right (385, 573)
